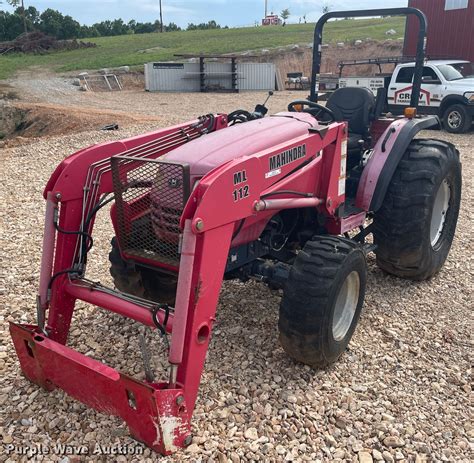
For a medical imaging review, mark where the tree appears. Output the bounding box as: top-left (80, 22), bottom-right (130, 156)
top-left (79, 24), bottom-right (99, 38)
top-left (280, 8), bottom-right (290, 22)
top-left (3, 0), bottom-right (27, 34)
top-left (187, 20), bottom-right (221, 31)
top-left (38, 9), bottom-right (62, 37)
top-left (23, 5), bottom-right (38, 24)
top-left (38, 9), bottom-right (81, 39)
top-left (166, 22), bottom-right (181, 32)
top-left (110, 18), bottom-right (128, 36)
top-left (322, 3), bottom-right (332, 14)
top-left (0, 11), bottom-right (24, 40)
top-left (93, 20), bottom-right (114, 36)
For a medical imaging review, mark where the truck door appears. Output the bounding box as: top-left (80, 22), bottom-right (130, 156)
top-left (388, 66), bottom-right (415, 113)
top-left (419, 66), bottom-right (443, 113)
top-left (388, 65), bottom-right (443, 114)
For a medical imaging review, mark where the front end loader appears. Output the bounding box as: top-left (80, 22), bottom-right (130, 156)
top-left (10, 8), bottom-right (462, 455)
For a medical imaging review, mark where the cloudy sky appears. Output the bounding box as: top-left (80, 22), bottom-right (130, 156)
top-left (3, 0), bottom-right (409, 26)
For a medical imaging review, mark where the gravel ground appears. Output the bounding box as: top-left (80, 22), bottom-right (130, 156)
top-left (0, 99), bottom-right (472, 463)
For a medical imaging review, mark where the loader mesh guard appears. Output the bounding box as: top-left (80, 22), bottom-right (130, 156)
top-left (111, 155), bottom-right (190, 267)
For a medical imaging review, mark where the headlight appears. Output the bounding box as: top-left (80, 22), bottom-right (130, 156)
top-left (464, 92), bottom-right (474, 103)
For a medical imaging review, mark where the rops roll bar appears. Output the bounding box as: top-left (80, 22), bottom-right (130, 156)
top-left (309, 7), bottom-right (427, 108)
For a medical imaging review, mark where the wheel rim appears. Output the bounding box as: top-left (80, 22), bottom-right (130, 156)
top-left (332, 271), bottom-right (360, 341)
top-left (447, 110), bottom-right (462, 129)
top-left (430, 179), bottom-right (451, 248)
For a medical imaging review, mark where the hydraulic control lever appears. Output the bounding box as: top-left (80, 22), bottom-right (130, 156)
top-left (253, 91), bottom-right (274, 118)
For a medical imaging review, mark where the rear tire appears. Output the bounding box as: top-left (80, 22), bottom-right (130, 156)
top-left (443, 104), bottom-right (471, 134)
top-left (109, 237), bottom-right (177, 305)
top-left (279, 236), bottom-right (367, 368)
top-left (374, 139), bottom-right (461, 280)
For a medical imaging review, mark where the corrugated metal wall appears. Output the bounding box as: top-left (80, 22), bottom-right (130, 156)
top-left (405, 0), bottom-right (474, 62)
top-left (145, 62), bottom-right (276, 92)
top-left (238, 63), bottom-right (276, 90)
top-left (144, 63), bottom-right (200, 92)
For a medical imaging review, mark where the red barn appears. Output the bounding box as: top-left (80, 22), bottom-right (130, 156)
top-left (405, 0), bottom-right (474, 62)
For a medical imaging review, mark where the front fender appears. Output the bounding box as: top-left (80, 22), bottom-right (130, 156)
top-left (356, 115), bottom-right (440, 212)
top-left (440, 94), bottom-right (471, 114)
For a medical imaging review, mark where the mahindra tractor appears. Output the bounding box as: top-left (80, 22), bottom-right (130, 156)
top-left (10, 8), bottom-right (462, 455)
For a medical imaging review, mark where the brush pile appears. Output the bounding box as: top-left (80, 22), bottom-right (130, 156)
top-left (0, 31), bottom-right (96, 55)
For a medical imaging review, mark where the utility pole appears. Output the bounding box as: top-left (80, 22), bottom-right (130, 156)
top-left (264, 0), bottom-right (268, 17)
top-left (159, 0), bottom-right (163, 32)
top-left (21, 0), bottom-right (27, 34)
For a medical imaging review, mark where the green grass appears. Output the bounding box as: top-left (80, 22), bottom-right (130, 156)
top-left (0, 17), bottom-right (405, 80)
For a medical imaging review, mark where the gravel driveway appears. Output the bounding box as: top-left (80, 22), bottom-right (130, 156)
top-left (0, 96), bottom-right (472, 462)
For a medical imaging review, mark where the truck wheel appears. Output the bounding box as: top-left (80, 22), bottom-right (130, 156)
top-left (279, 236), bottom-right (367, 368)
top-left (374, 139), bottom-right (461, 280)
top-left (443, 104), bottom-right (471, 133)
top-left (109, 237), bottom-right (177, 305)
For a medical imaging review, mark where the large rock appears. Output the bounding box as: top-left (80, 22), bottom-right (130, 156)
top-left (383, 436), bottom-right (405, 448)
top-left (359, 452), bottom-right (374, 463)
top-left (244, 427), bottom-right (259, 440)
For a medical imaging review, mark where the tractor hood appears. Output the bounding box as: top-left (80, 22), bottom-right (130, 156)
top-left (162, 112), bottom-right (318, 176)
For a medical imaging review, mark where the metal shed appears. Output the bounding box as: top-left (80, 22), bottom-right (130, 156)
top-left (405, 0), bottom-right (474, 62)
top-left (145, 59), bottom-right (276, 92)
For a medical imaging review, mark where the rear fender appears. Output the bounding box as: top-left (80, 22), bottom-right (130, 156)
top-left (356, 115), bottom-right (440, 212)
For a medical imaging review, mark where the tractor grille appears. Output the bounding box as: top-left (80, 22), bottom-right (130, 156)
top-left (111, 155), bottom-right (190, 267)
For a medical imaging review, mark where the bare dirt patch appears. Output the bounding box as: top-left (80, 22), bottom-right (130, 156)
top-left (0, 101), bottom-right (163, 145)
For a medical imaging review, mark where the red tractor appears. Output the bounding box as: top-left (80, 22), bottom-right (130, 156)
top-left (10, 8), bottom-right (462, 455)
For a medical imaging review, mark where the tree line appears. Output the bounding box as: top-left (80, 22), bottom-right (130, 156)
top-left (0, 5), bottom-right (226, 42)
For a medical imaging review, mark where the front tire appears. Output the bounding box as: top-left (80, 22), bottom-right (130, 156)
top-left (374, 139), bottom-right (461, 280)
top-left (279, 236), bottom-right (367, 368)
top-left (443, 104), bottom-right (471, 134)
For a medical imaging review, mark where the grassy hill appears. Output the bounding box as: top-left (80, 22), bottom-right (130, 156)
top-left (0, 17), bottom-right (405, 80)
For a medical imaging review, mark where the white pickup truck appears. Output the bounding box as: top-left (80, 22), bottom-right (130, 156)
top-left (339, 60), bottom-right (474, 133)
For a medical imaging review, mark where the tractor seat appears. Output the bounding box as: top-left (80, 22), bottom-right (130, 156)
top-left (326, 87), bottom-right (376, 149)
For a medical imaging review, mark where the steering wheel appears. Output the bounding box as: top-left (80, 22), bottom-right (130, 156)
top-left (288, 100), bottom-right (336, 123)
top-left (227, 109), bottom-right (253, 125)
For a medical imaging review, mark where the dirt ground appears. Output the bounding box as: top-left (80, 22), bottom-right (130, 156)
top-left (0, 78), bottom-right (473, 463)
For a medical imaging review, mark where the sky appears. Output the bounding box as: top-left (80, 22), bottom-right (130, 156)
top-left (2, 0), bottom-right (409, 27)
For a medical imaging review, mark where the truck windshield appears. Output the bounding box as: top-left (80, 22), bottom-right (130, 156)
top-left (437, 62), bottom-right (474, 81)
